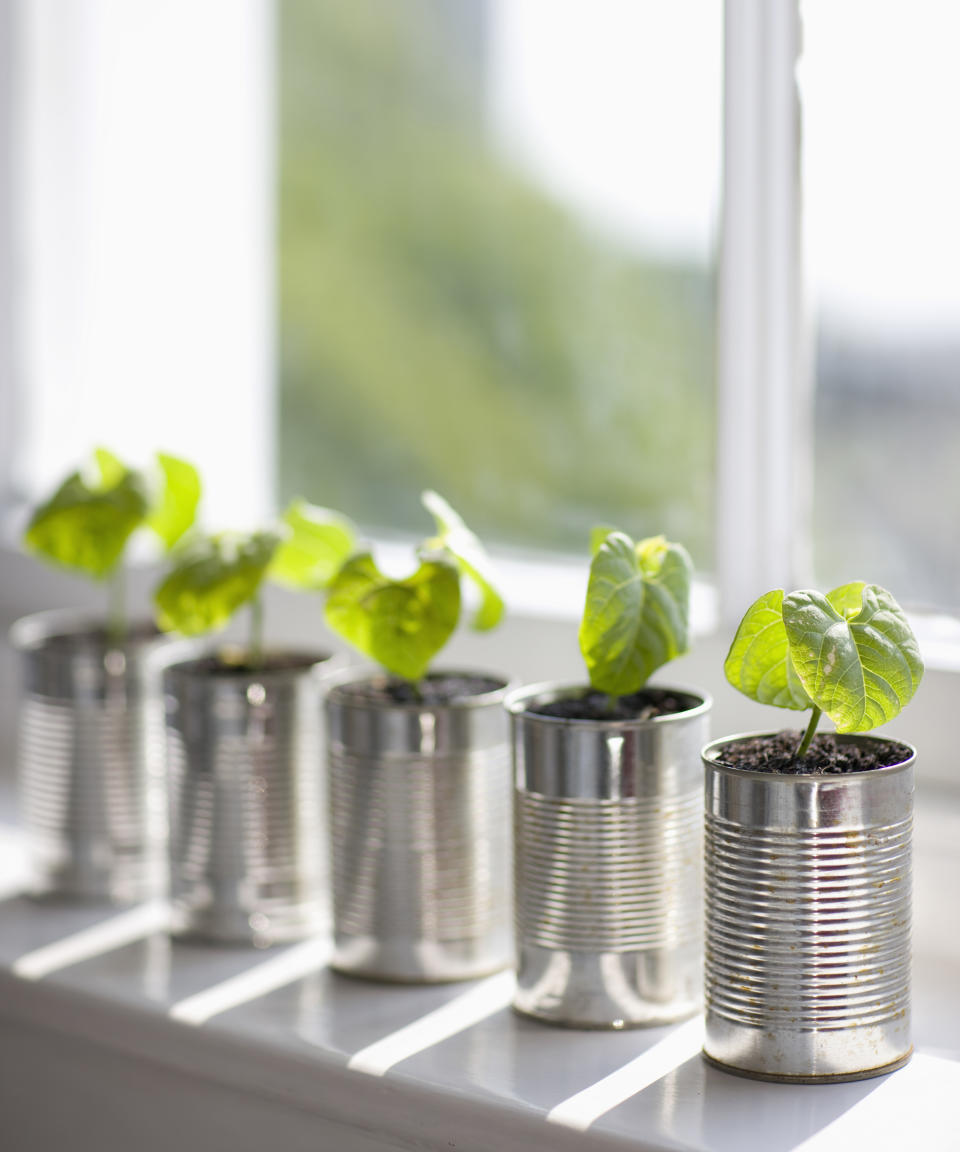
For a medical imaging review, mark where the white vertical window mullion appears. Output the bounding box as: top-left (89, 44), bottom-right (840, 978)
top-left (0, 0), bottom-right (21, 510)
top-left (717, 0), bottom-right (808, 625)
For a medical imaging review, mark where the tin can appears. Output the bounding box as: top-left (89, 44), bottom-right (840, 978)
top-left (164, 651), bottom-right (333, 945)
top-left (509, 683), bottom-right (710, 1028)
top-left (702, 733), bottom-right (915, 1082)
top-left (12, 611), bottom-right (169, 903)
top-left (326, 670), bottom-right (512, 982)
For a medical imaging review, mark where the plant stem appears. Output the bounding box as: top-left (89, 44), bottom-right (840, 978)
top-left (249, 595), bottom-right (264, 671)
top-left (606, 693), bottom-right (619, 715)
top-left (795, 707), bottom-right (822, 760)
top-left (107, 564), bottom-right (126, 646)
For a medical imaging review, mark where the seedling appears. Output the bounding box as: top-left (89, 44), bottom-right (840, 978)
top-left (324, 490), bottom-right (504, 683)
top-left (724, 582), bottom-right (924, 758)
top-left (24, 448), bottom-right (201, 640)
top-left (154, 500), bottom-right (355, 668)
top-left (578, 530), bottom-right (693, 710)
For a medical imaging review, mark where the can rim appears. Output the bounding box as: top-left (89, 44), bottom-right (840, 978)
top-left (325, 666), bottom-right (512, 711)
top-left (505, 680), bottom-right (712, 727)
top-left (701, 730), bottom-right (917, 777)
top-left (9, 608), bottom-right (161, 652)
top-left (163, 647), bottom-right (336, 683)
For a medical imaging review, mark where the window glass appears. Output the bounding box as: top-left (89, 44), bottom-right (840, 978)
top-left (802, 1), bottom-right (960, 609)
top-left (279, 0), bottom-right (720, 564)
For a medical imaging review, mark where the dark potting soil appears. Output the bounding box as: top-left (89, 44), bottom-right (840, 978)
top-left (528, 687), bottom-right (701, 722)
top-left (348, 673), bottom-right (506, 706)
top-left (716, 731), bottom-right (913, 775)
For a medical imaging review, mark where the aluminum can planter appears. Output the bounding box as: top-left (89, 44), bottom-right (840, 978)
top-left (509, 683), bottom-right (710, 1028)
top-left (326, 671), bottom-right (512, 982)
top-left (11, 611), bottom-right (169, 904)
top-left (164, 652), bottom-right (333, 945)
top-left (702, 733), bottom-right (915, 1083)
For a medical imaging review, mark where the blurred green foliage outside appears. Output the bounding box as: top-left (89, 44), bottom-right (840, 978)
top-left (279, 0), bottom-right (715, 565)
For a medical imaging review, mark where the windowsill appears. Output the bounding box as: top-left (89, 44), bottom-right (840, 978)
top-left (1, 794), bottom-right (958, 1151)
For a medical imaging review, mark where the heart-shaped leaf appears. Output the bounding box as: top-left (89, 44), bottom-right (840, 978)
top-left (324, 551), bottom-right (461, 681)
top-left (269, 500), bottom-right (356, 590)
top-left (782, 584), bottom-right (923, 733)
top-left (24, 450), bottom-right (150, 579)
top-left (590, 523), bottom-right (620, 556)
top-left (579, 532), bottom-right (691, 697)
top-left (154, 531), bottom-right (281, 636)
top-left (147, 453), bottom-right (202, 550)
top-left (92, 447), bottom-right (126, 490)
top-left (825, 580), bottom-right (868, 618)
top-left (421, 490), bottom-right (503, 631)
top-left (723, 589), bottom-right (812, 711)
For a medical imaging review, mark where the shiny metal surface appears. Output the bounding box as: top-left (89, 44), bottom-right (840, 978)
top-left (326, 670), bottom-right (512, 982)
top-left (11, 611), bottom-right (170, 903)
top-left (164, 653), bottom-right (332, 945)
top-left (703, 732), bottom-right (915, 1082)
top-left (3, 750), bottom-right (960, 1152)
top-left (509, 683), bottom-right (710, 1028)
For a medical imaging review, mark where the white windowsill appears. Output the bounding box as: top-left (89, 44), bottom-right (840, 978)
top-left (0, 795), bottom-right (958, 1152)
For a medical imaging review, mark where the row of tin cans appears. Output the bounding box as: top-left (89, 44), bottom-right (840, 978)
top-left (11, 610), bottom-right (915, 1083)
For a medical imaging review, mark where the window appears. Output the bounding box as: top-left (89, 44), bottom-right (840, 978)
top-left (2, 0), bottom-right (957, 630)
top-left (2, 0), bottom-right (274, 531)
top-left (801, 0), bottom-right (960, 612)
top-left (278, 0), bottom-right (721, 566)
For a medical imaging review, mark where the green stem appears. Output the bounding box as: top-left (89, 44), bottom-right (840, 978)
top-left (249, 595), bottom-right (264, 671)
top-left (795, 707), bottom-right (822, 760)
top-left (107, 564), bottom-right (126, 646)
top-left (606, 693), bottom-right (619, 715)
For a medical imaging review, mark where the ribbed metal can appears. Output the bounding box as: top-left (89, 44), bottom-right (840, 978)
top-left (703, 733), bottom-right (915, 1083)
top-left (11, 610), bottom-right (170, 904)
top-left (326, 670), bottom-right (512, 982)
top-left (164, 651), bottom-right (333, 945)
top-left (509, 682), bottom-right (711, 1028)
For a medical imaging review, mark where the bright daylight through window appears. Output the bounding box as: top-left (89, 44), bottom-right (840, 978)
top-left (803, 1), bottom-right (960, 611)
top-left (278, 0), bottom-right (720, 570)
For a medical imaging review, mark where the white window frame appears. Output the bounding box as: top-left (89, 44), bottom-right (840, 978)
top-left (716, 0), bottom-right (809, 626)
top-left (0, 0), bottom-right (19, 509)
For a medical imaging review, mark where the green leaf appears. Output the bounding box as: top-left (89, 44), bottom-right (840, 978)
top-left (154, 531), bottom-right (281, 636)
top-left (269, 500), bottom-right (356, 590)
top-left (579, 531), bottom-right (691, 697)
top-left (421, 489), bottom-right (503, 631)
top-left (782, 584), bottom-right (924, 733)
top-left (24, 453), bottom-right (150, 580)
top-left (826, 580), bottom-right (867, 619)
top-left (147, 453), bottom-right (202, 550)
top-left (92, 447), bottom-right (126, 490)
top-left (324, 551), bottom-right (461, 681)
top-left (724, 589), bottom-right (813, 711)
top-left (590, 523), bottom-right (620, 556)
